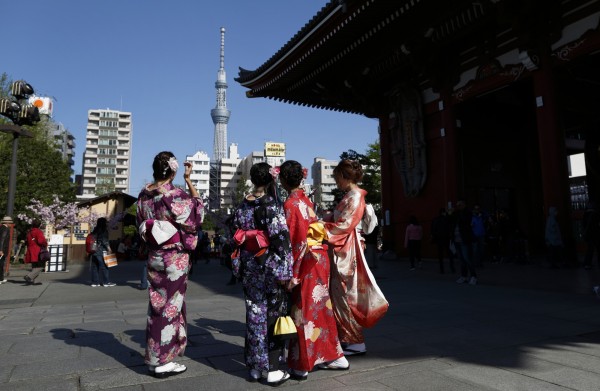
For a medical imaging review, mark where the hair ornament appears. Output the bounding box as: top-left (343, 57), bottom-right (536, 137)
top-left (269, 166), bottom-right (280, 179)
top-left (302, 167), bottom-right (308, 179)
top-left (168, 157), bottom-right (179, 173)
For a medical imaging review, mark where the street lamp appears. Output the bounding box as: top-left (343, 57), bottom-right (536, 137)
top-left (0, 80), bottom-right (39, 217)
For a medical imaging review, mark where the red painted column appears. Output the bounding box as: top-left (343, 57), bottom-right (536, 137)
top-left (439, 89), bottom-right (459, 208)
top-left (532, 54), bottom-right (573, 261)
top-left (379, 114), bottom-right (395, 252)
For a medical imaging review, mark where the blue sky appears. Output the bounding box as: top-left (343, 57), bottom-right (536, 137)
top-left (1, 0), bottom-right (378, 193)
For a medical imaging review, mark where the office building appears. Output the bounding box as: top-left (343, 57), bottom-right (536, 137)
top-left (311, 157), bottom-right (338, 209)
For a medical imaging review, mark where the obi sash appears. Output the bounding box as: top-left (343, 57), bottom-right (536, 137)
top-left (233, 228), bottom-right (269, 253)
top-left (307, 221), bottom-right (328, 249)
top-left (139, 219), bottom-right (181, 248)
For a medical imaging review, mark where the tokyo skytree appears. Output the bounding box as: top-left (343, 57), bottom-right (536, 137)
top-left (211, 27), bottom-right (231, 161)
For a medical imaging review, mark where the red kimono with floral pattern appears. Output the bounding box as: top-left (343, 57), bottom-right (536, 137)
top-left (284, 189), bottom-right (343, 371)
top-left (325, 188), bottom-right (388, 345)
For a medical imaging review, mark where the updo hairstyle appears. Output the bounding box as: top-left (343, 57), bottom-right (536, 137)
top-left (152, 151), bottom-right (176, 181)
top-left (333, 159), bottom-right (363, 183)
top-left (250, 162), bottom-right (274, 187)
top-left (279, 160), bottom-right (303, 189)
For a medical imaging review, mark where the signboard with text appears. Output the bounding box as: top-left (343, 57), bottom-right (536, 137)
top-left (265, 142), bottom-right (286, 157)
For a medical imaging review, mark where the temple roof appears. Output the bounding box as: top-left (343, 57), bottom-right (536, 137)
top-left (236, 0), bottom-right (587, 117)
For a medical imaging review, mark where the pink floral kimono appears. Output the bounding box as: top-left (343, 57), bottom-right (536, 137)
top-left (324, 188), bottom-right (388, 345)
top-left (136, 182), bottom-right (204, 367)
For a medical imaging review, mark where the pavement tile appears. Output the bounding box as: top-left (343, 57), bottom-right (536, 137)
top-left (0, 376), bottom-right (79, 391)
top-left (438, 361), bottom-right (571, 391)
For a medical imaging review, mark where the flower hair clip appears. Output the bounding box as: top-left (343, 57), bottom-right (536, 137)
top-left (302, 167), bottom-right (308, 179)
top-left (269, 166), bottom-right (280, 179)
top-left (168, 157), bottom-right (179, 172)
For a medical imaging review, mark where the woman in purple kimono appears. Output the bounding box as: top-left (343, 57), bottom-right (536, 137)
top-left (136, 151), bottom-right (204, 378)
top-left (231, 162), bottom-right (293, 386)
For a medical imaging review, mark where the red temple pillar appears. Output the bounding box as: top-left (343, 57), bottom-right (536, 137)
top-left (379, 114), bottom-right (395, 252)
top-left (439, 89), bottom-right (459, 208)
top-left (532, 54), bottom-right (574, 262)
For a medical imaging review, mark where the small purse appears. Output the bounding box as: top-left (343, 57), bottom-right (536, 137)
top-left (103, 252), bottom-right (118, 268)
top-left (273, 290), bottom-right (297, 339)
top-left (273, 315), bottom-right (297, 339)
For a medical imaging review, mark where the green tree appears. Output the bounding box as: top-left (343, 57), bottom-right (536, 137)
top-left (336, 140), bottom-right (382, 212)
top-left (232, 175), bottom-right (251, 207)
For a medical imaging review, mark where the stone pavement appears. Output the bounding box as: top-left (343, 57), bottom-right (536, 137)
top-left (0, 256), bottom-right (599, 391)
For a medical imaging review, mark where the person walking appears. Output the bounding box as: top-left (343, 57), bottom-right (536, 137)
top-left (23, 220), bottom-right (48, 285)
top-left (582, 202), bottom-right (600, 270)
top-left (324, 159), bottom-right (389, 357)
top-left (431, 208), bottom-right (454, 274)
top-left (453, 201), bottom-right (478, 285)
top-left (230, 162), bottom-right (293, 386)
top-left (545, 206), bottom-right (564, 268)
top-left (89, 217), bottom-right (115, 287)
top-left (136, 151), bottom-right (204, 378)
top-left (280, 160), bottom-right (348, 380)
top-left (471, 204), bottom-right (486, 267)
top-left (404, 215), bottom-right (423, 271)
top-left (0, 216), bottom-right (12, 284)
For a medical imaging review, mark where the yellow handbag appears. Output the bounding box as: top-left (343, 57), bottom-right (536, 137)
top-left (273, 315), bottom-right (297, 339)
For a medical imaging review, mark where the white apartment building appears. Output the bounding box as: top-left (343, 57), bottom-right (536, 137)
top-left (80, 109), bottom-right (132, 199)
top-left (186, 150), bottom-right (210, 200)
top-left (209, 143), bottom-right (241, 213)
top-left (311, 157), bottom-right (338, 209)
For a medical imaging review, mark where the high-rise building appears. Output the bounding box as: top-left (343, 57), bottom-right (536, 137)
top-left (186, 150), bottom-right (210, 201)
top-left (311, 157), bottom-right (338, 209)
top-left (211, 27), bottom-right (230, 161)
top-left (52, 122), bottom-right (76, 181)
top-left (210, 144), bottom-right (241, 213)
top-left (79, 109), bottom-right (132, 199)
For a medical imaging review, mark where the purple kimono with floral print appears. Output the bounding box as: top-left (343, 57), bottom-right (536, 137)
top-left (136, 182), bottom-right (204, 367)
top-left (231, 195), bottom-right (293, 373)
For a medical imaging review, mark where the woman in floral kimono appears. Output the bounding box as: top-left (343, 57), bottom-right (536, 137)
top-left (279, 160), bottom-right (348, 380)
top-left (324, 159), bottom-right (389, 356)
top-left (231, 162), bottom-right (293, 386)
top-left (136, 151), bottom-right (204, 378)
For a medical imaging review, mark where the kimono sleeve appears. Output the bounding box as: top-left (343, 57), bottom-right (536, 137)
top-left (284, 199), bottom-right (309, 280)
top-left (168, 189), bottom-right (204, 251)
top-left (264, 203), bottom-right (293, 281)
top-left (324, 191), bottom-right (365, 248)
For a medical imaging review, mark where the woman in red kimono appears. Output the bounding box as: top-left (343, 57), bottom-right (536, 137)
top-left (279, 160), bottom-right (348, 380)
top-left (324, 159), bottom-right (389, 356)
top-left (24, 219), bottom-right (48, 284)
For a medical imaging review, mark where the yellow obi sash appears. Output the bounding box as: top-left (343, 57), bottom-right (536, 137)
top-left (307, 221), bottom-right (328, 248)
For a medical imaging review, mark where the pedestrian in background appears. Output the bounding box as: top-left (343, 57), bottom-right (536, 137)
top-left (453, 201), bottom-right (478, 285)
top-left (471, 204), bottom-right (486, 267)
top-left (582, 202), bottom-right (600, 270)
top-left (23, 219), bottom-right (48, 285)
top-left (431, 208), bottom-right (454, 274)
top-left (0, 216), bottom-right (12, 284)
top-left (545, 206), bottom-right (564, 268)
top-left (136, 151), bottom-right (204, 378)
top-left (405, 215), bottom-right (423, 271)
top-left (89, 217), bottom-right (114, 287)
